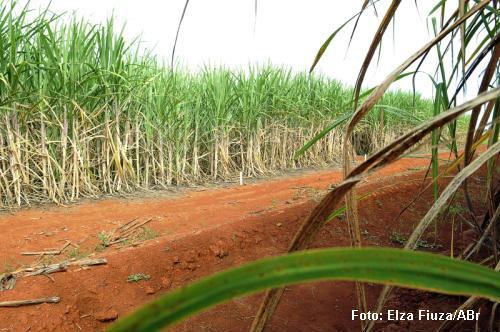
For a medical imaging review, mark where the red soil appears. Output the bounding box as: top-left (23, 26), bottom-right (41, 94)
top-left (0, 154), bottom-right (490, 331)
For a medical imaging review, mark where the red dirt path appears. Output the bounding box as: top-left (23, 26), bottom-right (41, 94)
top-left (0, 155), bottom-right (487, 331)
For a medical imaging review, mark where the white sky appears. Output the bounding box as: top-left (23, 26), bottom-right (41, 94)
top-left (23, 1), bottom-right (483, 99)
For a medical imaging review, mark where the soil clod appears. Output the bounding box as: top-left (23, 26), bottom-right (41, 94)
top-left (95, 308), bottom-right (118, 322)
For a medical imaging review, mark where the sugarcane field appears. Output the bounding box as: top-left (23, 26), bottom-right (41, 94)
top-left (0, 1), bottom-right (498, 331)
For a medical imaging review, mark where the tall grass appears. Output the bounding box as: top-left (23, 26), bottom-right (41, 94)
top-left (0, 1), bottom-right (437, 207)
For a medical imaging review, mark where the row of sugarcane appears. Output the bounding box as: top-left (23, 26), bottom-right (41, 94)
top-left (0, 1), bottom-right (439, 207)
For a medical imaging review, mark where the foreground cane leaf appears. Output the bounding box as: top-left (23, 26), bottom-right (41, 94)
top-left (309, 19), bottom-right (355, 73)
top-left (108, 248), bottom-right (500, 331)
top-left (171, 0), bottom-right (191, 68)
top-left (309, 0), bottom-right (382, 73)
top-left (353, 0), bottom-right (402, 108)
top-left (293, 112), bottom-right (351, 159)
top-left (370, 140), bottom-right (500, 331)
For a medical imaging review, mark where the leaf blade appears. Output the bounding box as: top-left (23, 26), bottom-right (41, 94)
top-left (108, 248), bottom-right (500, 332)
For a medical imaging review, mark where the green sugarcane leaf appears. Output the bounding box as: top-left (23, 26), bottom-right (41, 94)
top-left (109, 247), bottom-right (500, 331)
top-left (294, 71), bottom-right (416, 159)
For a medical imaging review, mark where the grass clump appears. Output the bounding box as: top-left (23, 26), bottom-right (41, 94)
top-left (136, 227), bottom-right (159, 241)
top-left (127, 273), bottom-right (151, 283)
top-left (97, 232), bottom-right (111, 247)
top-left (390, 231), bottom-right (443, 250)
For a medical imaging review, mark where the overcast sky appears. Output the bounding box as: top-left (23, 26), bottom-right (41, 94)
top-left (22, 1), bottom-right (478, 99)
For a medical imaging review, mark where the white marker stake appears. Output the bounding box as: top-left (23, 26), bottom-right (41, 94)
top-left (239, 171), bottom-right (243, 186)
top-left (364, 154), bottom-right (367, 161)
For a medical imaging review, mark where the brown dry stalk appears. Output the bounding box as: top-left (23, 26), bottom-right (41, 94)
top-left (459, 0), bottom-right (466, 73)
top-left (343, 3), bottom-right (405, 311)
top-left (465, 40), bottom-right (500, 164)
top-left (464, 203), bottom-right (500, 259)
top-left (354, 0), bottom-right (402, 109)
top-left (0, 296), bottom-right (60, 307)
